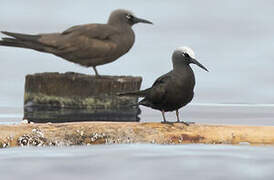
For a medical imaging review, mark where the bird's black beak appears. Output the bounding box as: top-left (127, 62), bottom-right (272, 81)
top-left (190, 58), bottom-right (209, 72)
top-left (133, 16), bottom-right (153, 24)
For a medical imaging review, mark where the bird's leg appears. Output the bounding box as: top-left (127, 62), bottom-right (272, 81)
top-left (161, 110), bottom-right (167, 123)
top-left (176, 109), bottom-right (189, 126)
top-left (92, 66), bottom-right (99, 76)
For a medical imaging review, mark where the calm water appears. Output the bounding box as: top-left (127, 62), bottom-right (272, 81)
top-left (1, 144), bottom-right (274, 180)
top-left (1, 0), bottom-right (274, 179)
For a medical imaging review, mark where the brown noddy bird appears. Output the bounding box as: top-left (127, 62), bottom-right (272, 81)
top-left (118, 46), bottom-right (208, 125)
top-left (0, 9), bottom-right (152, 76)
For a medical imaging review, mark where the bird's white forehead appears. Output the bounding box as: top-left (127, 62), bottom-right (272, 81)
top-left (175, 46), bottom-right (195, 59)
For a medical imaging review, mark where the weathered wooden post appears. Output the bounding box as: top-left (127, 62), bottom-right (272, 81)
top-left (24, 72), bottom-right (142, 123)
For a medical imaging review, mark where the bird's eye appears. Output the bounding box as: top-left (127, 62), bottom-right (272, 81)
top-left (126, 14), bottom-right (133, 20)
top-left (183, 53), bottom-right (190, 58)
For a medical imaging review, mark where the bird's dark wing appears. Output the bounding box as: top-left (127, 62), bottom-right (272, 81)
top-left (152, 72), bottom-right (172, 87)
top-left (147, 72), bottom-right (172, 103)
top-left (0, 24), bottom-right (122, 67)
top-left (118, 72), bottom-right (171, 100)
top-left (35, 24), bottom-right (121, 65)
top-left (118, 72), bottom-right (173, 109)
top-left (61, 24), bottom-right (119, 40)
top-left (0, 24), bottom-right (119, 53)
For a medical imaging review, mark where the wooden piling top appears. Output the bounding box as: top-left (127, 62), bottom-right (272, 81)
top-left (24, 72), bottom-right (142, 122)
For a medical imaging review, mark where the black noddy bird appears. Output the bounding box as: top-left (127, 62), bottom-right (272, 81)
top-left (0, 9), bottom-right (152, 76)
top-left (118, 46), bottom-right (208, 125)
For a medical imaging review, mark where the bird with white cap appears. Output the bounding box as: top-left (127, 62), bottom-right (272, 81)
top-left (119, 46), bottom-right (208, 125)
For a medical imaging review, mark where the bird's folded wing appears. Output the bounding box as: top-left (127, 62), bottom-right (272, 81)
top-left (61, 24), bottom-right (119, 40)
top-left (37, 24), bottom-right (119, 59)
top-left (149, 73), bottom-right (172, 103)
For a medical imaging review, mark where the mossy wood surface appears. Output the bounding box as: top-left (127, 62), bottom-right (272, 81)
top-left (0, 122), bottom-right (274, 148)
top-left (24, 72), bottom-right (142, 122)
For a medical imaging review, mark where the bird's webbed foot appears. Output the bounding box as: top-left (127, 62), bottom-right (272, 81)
top-left (175, 109), bottom-right (194, 126)
top-left (176, 121), bottom-right (195, 126)
top-left (161, 121), bottom-right (173, 124)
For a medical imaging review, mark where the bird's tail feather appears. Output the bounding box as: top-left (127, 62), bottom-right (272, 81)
top-left (117, 89), bottom-right (150, 97)
top-left (1, 31), bottom-right (40, 42)
top-left (0, 31), bottom-right (41, 49)
top-left (0, 37), bottom-right (24, 48)
top-left (0, 41), bottom-right (24, 48)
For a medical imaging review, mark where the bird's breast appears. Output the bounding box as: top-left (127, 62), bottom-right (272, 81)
top-left (114, 29), bottom-right (135, 55)
top-left (162, 74), bottom-right (195, 110)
